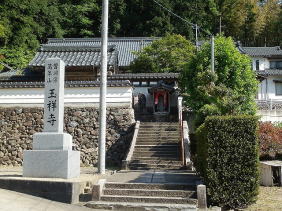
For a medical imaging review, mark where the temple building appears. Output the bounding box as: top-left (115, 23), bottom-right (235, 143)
top-left (0, 37), bottom-right (180, 120)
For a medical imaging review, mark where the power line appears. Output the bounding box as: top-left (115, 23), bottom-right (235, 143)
top-left (152, 0), bottom-right (212, 37)
top-left (152, 0), bottom-right (196, 28)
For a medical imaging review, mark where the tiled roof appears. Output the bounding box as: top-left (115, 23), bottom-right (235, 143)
top-left (0, 80), bottom-right (131, 88)
top-left (46, 37), bottom-right (158, 67)
top-left (0, 69), bottom-right (44, 82)
top-left (29, 45), bottom-right (117, 67)
top-left (241, 46), bottom-right (282, 57)
top-left (0, 70), bottom-right (18, 80)
top-left (255, 69), bottom-right (282, 76)
top-left (108, 73), bottom-right (179, 80)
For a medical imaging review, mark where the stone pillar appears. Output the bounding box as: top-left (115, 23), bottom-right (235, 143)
top-left (197, 184), bottom-right (207, 210)
top-left (23, 58), bottom-right (80, 179)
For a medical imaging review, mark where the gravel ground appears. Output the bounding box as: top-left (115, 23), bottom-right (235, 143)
top-left (245, 186), bottom-right (282, 211)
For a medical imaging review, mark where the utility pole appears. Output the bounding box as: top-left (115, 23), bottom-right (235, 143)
top-left (195, 24), bottom-right (198, 51)
top-left (98, 0), bottom-right (108, 174)
top-left (211, 36), bottom-right (215, 73)
top-left (219, 16), bottom-right (222, 35)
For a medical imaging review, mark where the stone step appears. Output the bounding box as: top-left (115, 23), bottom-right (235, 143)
top-left (138, 127), bottom-right (179, 131)
top-left (137, 137), bottom-right (179, 140)
top-left (100, 195), bottom-right (197, 204)
top-left (140, 122), bottom-right (178, 124)
top-left (85, 201), bottom-right (197, 211)
top-left (132, 156), bottom-right (179, 162)
top-left (138, 133), bottom-right (179, 136)
top-left (135, 144), bottom-right (179, 146)
top-left (128, 163), bottom-right (183, 170)
top-left (130, 160), bottom-right (182, 165)
top-left (103, 188), bottom-right (196, 198)
top-left (135, 145), bottom-right (179, 149)
top-left (137, 134), bottom-right (179, 137)
top-left (133, 151), bottom-right (179, 156)
top-left (104, 182), bottom-right (196, 190)
top-left (138, 127), bottom-right (179, 130)
top-left (138, 128), bottom-right (179, 131)
top-left (132, 152), bottom-right (179, 158)
top-left (133, 149), bottom-right (179, 152)
top-left (139, 125), bottom-right (178, 127)
top-left (136, 138), bottom-right (179, 142)
top-left (136, 142), bottom-right (179, 145)
top-left (136, 140), bottom-right (179, 143)
top-left (136, 139), bottom-right (179, 143)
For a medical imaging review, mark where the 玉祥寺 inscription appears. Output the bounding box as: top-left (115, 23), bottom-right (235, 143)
top-left (43, 58), bottom-right (65, 133)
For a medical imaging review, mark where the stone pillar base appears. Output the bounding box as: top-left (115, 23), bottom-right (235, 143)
top-left (23, 150), bottom-right (80, 179)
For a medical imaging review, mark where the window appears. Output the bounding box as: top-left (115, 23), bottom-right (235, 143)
top-left (133, 82), bottom-right (140, 86)
top-left (256, 60), bottom-right (260, 70)
top-left (275, 82), bottom-right (282, 95)
top-left (270, 61), bottom-right (282, 69)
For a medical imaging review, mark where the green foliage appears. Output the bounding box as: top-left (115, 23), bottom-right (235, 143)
top-left (180, 36), bottom-right (258, 125)
top-left (0, 47), bottom-right (34, 71)
top-left (0, 0), bottom-right (281, 70)
top-left (130, 34), bottom-right (195, 73)
top-left (195, 115), bottom-right (259, 209)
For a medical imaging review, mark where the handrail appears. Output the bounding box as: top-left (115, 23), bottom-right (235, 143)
top-left (122, 121), bottom-right (140, 170)
top-left (183, 121), bottom-right (191, 166)
top-left (178, 97), bottom-right (185, 165)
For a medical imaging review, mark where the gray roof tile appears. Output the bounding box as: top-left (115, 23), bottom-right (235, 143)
top-left (29, 45), bottom-right (117, 67)
top-left (241, 46), bottom-right (282, 57)
top-left (0, 80), bottom-right (131, 89)
top-left (46, 37), bottom-right (158, 67)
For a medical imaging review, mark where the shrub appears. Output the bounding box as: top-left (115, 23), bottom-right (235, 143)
top-left (258, 122), bottom-right (282, 160)
top-left (195, 115), bottom-right (259, 209)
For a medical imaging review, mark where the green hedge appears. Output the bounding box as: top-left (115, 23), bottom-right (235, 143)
top-left (195, 115), bottom-right (259, 209)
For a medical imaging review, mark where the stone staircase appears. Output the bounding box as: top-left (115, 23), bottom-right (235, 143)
top-left (86, 181), bottom-right (198, 210)
top-left (83, 121), bottom-right (200, 210)
top-left (129, 122), bottom-right (185, 170)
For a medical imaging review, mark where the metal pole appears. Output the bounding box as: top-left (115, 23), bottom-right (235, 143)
top-left (219, 16), bottom-right (222, 35)
top-left (195, 24), bottom-right (198, 51)
top-left (211, 36), bottom-right (215, 73)
top-left (98, 0), bottom-right (108, 174)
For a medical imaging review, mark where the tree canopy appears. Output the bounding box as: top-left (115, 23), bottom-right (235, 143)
top-left (130, 34), bottom-right (195, 73)
top-left (0, 0), bottom-right (281, 71)
top-left (180, 36), bottom-right (258, 125)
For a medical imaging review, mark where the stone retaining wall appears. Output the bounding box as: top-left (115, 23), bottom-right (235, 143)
top-left (0, 107), bottom-right (135, 167)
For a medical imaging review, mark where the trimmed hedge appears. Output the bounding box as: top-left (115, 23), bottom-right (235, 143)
top-left (195, 115), bottom-right (259, 209)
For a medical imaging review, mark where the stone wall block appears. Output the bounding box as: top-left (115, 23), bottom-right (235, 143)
top-left (0, 107), bottom-right (134, 167)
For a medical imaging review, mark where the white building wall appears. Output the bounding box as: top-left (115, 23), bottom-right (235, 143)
top-left (0, 86), bottom-right (132, 107)
top-left (263, 76), bottom-right (282, 100)
top-left (252, 57), bottom-right (269, 70)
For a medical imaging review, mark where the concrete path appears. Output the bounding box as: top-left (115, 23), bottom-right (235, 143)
top-left (106, 170), bottom-right (201, 184)
top-left (0, 188), bottom-right (104, 211)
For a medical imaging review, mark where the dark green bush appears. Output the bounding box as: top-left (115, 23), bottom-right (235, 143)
top-left (195, 115), bottom-right (259, 209)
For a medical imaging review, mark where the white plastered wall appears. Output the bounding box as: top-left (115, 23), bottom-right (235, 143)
top-left (252, 57), bottom-right (269, 70)
top-left (0, 86), bottom-right (133, 107)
